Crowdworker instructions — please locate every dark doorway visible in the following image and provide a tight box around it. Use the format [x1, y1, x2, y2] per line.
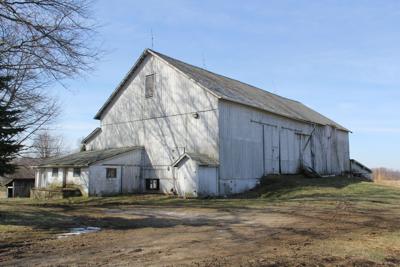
[7, 187, 13, 198]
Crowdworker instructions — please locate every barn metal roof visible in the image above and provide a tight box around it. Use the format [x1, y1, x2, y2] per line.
[95, 49, 348, 131]
[38, 147, 143, 167]
[172, 152, 219, 167]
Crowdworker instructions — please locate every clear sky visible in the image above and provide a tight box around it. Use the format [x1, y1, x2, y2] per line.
[54, 0, 400, 169]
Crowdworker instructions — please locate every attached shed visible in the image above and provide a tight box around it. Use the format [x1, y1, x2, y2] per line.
[36, 147, 144, 196]
[350, 159, 372, 180]
[172, 153, 219, 197]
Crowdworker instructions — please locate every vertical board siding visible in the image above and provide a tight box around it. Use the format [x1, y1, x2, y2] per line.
[219, 100, 350, 194]
[90, 150, 143, 196]
[82, 53, 350, 197]
[263, 125, 280, 174]
[85, 55, 219, 191]
[175, 158, 198, 197]
[198, 167, 218, 196]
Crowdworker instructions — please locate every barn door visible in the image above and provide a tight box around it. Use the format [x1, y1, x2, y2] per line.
[198, 167, 218, 196]
[299, 134, 312, 169]
[263, 125, 279, 174]
[279, 128, 301, 174]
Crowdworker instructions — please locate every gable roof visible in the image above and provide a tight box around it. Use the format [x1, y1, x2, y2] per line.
[82, 127, 102, 144]
[95, 49, 348, 131]
[38, 147, 143, 167]
[172, 152, 219, 167]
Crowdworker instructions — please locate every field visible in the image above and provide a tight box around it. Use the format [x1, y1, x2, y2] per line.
[1, 175, 400, 266]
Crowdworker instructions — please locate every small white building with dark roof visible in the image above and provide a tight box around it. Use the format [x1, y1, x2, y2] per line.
[36, 49, 356, 197]
[36, 147, 143, 196]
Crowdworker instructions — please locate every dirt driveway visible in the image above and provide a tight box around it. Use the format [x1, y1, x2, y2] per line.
[4, 175, 400, 267]
[1, 192, 400, 266]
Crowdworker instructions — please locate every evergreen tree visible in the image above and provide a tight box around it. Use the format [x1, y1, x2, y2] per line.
[0, 77, 25, 176]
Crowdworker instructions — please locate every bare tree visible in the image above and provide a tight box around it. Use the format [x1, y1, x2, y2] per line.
[0, 0, 99, 149]
[30, 130, 66, 159]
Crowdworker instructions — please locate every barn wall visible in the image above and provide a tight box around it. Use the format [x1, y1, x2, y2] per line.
[89, 150, 143, 196]
[198, 166, 218, 196]
[35, 167, 60, 188]
[219, 100, 350, 194]
[175, 157, 198, 197]
[85, 55, 219, 190]
[65, 168, 89, 194]
[36, 167, 89, 195]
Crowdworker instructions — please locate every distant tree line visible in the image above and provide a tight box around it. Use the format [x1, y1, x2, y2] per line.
[373, 168, 400, 181]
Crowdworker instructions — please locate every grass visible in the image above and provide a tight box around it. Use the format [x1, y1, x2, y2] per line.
[246, 175, 400, 202]
[6, 175, 400, 208]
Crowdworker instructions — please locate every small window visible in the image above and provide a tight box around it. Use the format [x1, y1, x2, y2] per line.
[73, 168, 81, 177]
[145, 179, 159, 191]
[106, 168, 117, 178]
[52, 168, 58, 177]
[145, 74, 155, 98]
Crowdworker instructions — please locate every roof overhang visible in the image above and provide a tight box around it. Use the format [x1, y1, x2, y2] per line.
[93, 49, 222, 121]
[172, 152, 219, 167]
[350, 159, 372, 173]
[38, 147, 144, 168]
[94, 50, 151, 120]
[82, 127, 102, 144]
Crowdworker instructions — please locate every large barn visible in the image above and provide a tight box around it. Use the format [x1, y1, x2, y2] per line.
[36, 49, 351, 197]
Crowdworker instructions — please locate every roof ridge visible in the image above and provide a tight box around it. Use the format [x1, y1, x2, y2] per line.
[149, 49, 301, 104]
[95, 48, 348, 131]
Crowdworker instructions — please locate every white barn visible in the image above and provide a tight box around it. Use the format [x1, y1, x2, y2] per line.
[36, 49, 351, 197]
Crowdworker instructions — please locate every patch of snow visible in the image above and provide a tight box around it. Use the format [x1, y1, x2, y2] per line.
[57, 227, 101, 239]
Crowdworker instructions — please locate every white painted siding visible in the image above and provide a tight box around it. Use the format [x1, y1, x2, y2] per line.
[66, 168, 89, 195]
[89, 165, 122, 196]
[198, 167, 218, 196]
[219, 100, 350, 194]
[36, 167, 89, 195]
[85, 54, 219, 191]
[89, 150, 143, 196]
[175, 157, 198, 197]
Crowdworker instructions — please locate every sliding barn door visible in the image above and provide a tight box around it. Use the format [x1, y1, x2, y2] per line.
[299, 134, 312, 169]
[279, 128, 301, 174]
[263, 125, 280, 174]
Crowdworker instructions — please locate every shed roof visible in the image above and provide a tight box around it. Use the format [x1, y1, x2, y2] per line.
[94, 49, 348, 131]
[39, 147, 143, 167]
[172, 152, 219, 167]
[350, 159, 372, 173]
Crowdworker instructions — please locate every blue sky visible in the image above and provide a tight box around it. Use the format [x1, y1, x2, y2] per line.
[54, 0, 400, 169]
